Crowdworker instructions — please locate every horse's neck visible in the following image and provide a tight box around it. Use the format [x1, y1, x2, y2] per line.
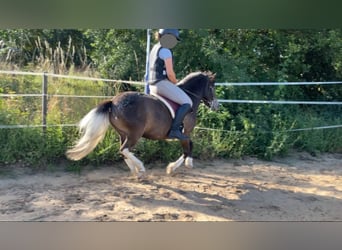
[182, 88, 201, 112]
[180, 84, 202, 107]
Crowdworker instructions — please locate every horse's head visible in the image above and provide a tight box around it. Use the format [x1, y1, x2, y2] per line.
[179, 71, 219, 111]
[202, 71, 219, 111]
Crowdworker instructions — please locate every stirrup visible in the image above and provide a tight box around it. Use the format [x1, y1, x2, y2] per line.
[168, 129, 189, 140]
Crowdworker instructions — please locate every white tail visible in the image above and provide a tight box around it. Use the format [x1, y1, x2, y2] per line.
[66, 107, 110, 160]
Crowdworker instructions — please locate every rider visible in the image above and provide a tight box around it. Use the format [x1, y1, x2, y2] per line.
[148, 29, 193, 140]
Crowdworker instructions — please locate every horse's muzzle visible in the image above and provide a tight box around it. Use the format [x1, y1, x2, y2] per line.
[210, 99, 220, 111]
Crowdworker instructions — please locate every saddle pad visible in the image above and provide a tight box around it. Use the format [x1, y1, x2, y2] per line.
[150, 93, 176, 118]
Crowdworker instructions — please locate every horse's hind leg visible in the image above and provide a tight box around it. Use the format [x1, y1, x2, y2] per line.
[121, 148, 145, 178]
[120, 136, 146, 178]
[123, 155, 137, 174]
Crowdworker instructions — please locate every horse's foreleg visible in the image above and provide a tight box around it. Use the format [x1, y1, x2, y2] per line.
[121, 148, 146, 178]
[184, 140, 193, 169]
[166, 139, 193, 175]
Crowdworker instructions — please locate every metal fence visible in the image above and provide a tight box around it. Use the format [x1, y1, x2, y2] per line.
[1, 70, 342, 133]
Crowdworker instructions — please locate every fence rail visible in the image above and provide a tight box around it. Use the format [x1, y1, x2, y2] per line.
[1, 70, 341, 132]
[2, 70, 342, 86]
[3, 94, 342, 105]
[0, 70, 145, 85]
[1, 123, 342, 134]
[218, 99, 342, 105]
[216, 81, 342, 86]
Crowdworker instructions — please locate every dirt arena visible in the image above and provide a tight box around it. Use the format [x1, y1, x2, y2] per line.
[0, 152, 341, 221]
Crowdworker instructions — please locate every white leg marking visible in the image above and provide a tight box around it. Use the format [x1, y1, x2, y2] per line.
[185, 157, 193, 169]
[122, 148, 146, 177]
[166, 155, 184, 175]
[124, 158, 136, 173]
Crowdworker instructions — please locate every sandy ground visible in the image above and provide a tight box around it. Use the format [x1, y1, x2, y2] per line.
[0, 152, 341, 221]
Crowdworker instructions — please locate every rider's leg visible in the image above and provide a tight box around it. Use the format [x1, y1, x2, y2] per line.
[150, 80, 193, 140]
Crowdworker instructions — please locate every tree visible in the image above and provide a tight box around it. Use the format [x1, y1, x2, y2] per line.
[84, 29, 146, 81]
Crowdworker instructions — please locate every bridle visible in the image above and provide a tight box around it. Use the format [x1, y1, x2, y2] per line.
[182, 84, 216, 108]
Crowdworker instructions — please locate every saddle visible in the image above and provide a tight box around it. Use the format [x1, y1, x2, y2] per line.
[150, 93, 180, 118]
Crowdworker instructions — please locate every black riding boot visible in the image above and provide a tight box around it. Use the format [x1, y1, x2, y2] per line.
[168, 103, 192, 140]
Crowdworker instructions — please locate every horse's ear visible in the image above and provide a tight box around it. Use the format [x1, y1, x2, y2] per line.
[209, 72, 216, 83]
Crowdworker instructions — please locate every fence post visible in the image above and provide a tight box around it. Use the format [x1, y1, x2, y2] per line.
[42, 72, 48, 134]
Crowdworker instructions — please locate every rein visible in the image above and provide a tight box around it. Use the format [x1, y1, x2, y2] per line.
[182, 86, 212, 106]
[182, 88, 202, 100]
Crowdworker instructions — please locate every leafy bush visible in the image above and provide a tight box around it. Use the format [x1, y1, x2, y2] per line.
[0, 29, 341, 169]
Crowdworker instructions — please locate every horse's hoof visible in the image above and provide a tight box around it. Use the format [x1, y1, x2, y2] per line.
[184, 157, 193, 169]
[136, 171, 147, 180]
[167, 167, 180, 177]
[166, 167, 172, 175]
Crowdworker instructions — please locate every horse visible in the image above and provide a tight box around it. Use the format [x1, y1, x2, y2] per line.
[66, 71, 219, 178]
